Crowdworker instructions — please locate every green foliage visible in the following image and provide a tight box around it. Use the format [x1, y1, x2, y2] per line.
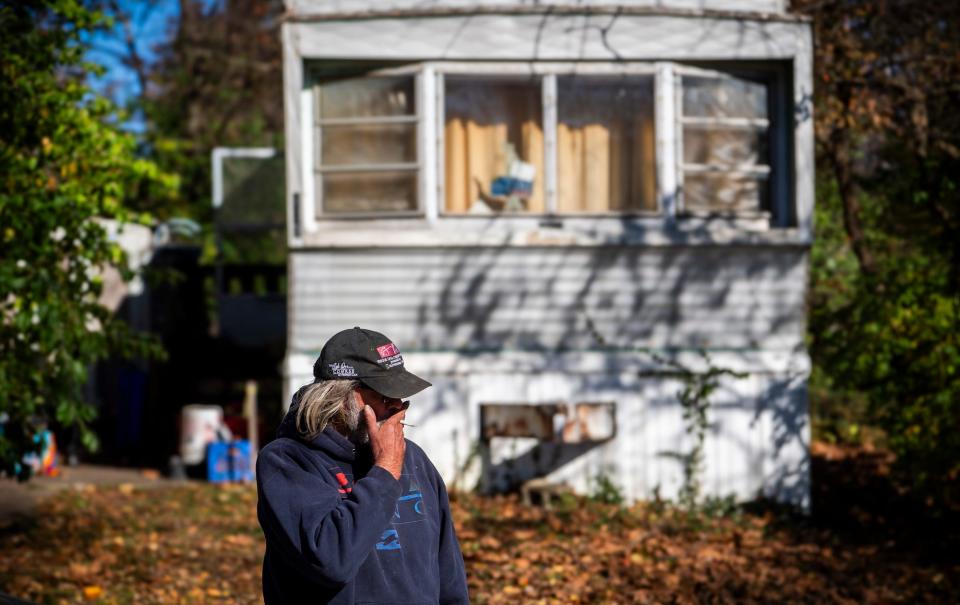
[810, 186, 960, 502]
[588, 468, 625, 506]
[0, 0, 173, 478]
[807, 178, 875, 446]
[796, 0, 960, 509]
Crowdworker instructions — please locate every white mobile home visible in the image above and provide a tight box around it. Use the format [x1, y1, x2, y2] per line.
[281, 0, 814, 508]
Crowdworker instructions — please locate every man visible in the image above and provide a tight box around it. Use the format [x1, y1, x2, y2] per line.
[256, 327, 469, 605]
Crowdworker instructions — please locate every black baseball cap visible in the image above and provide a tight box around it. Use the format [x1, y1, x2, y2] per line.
[313, 327, 432, 399]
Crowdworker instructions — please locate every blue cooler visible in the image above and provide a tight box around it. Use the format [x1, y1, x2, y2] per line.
[206, 440, 254, 483]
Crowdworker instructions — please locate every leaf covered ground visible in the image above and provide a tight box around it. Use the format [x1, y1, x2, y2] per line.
[0, 444, 957, 604]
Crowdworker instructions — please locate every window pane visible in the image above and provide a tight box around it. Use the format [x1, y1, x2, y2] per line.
[320, 123, 417, 165]
[557, 76, 656, 213]
[444, 79, 543, 214]
[318, 76, 414, 119]
[322, 171, 417, 214]
[682, 173, 768, 213]
[682, 126, 768, 166]
[682, 76, 767, 119]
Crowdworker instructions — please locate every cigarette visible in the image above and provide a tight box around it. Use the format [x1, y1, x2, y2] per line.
[400, 421, 416, 427]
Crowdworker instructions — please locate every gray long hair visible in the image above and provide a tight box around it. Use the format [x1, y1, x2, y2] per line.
[294, 379, 361, 440]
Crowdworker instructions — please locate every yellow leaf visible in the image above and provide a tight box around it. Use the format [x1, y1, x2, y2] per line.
[82, 585, 102, 600]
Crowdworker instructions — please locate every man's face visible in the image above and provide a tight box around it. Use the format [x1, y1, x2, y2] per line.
[354, 385, 406, 422]
[343, 385, 407, 445]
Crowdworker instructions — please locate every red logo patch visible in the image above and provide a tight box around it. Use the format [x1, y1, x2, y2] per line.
[376, 343, 399, 358]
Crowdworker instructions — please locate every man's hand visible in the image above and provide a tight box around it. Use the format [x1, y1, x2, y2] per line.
[365, 405, 406, 480]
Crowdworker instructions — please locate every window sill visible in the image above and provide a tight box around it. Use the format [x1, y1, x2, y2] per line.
[296, 215, 810, 249]
[677, 209, 772, 221]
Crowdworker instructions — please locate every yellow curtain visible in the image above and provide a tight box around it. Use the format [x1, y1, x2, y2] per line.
[444, 80, 656, 214]
[557, 112, 656, 213]
[444, 83, 544, 214]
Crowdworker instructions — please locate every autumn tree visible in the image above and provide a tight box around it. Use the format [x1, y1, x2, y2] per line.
[795, 0, 960, 506]
[0, 0, 176, 477]
[141, 0, 284, 222]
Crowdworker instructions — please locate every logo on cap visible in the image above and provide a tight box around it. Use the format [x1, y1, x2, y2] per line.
[376, 343, 403, 369]
[329, 362, 358, 377]
[377, 343, 399, 358]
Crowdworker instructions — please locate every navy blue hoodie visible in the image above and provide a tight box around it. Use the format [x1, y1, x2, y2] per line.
[256, 408, 468, 605]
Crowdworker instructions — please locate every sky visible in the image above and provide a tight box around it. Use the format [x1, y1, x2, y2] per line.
[82, 0, 183, 133]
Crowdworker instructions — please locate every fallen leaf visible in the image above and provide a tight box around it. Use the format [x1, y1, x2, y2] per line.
[82, 585, 102, 600]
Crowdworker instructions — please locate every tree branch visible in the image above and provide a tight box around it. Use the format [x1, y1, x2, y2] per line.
[827, 121, 876, 277]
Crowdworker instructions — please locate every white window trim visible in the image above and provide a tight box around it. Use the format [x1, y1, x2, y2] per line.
[542, 73, 558, 214]
[300, 77, 317, 233]
[211, 146, 279, 210]
[433, 70, 445, 225]
[655, 62, 677, 221]
[301, 60, 789, 229]
[420, 64, 439, 224]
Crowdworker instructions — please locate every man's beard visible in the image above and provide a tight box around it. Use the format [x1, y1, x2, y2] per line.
[343, 402, 369, 446]
[342, 403, 390, 447]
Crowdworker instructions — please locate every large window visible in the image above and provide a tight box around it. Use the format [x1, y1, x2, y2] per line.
[308, 63, 785, 222]
[442, 75, 656, 215]
[314, 75, 418, 215]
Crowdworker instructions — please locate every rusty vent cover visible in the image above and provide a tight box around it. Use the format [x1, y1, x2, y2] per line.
[480, 402, 616, 443]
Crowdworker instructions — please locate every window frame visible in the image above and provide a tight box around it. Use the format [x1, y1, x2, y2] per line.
[674, 64, 776, 220]
[311, 64, 426, 219]
[435, 62, 662, 218]
[305, 60, 792, 225]
[438, 71, 550, 216]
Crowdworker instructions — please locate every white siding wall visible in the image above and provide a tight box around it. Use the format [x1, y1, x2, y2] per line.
[289, 246, 807, 353]
[289, 14, 808, 62]
[286, 1, 789, 17]
[285, 245, 810, 508]
[284, 350, 809, 508]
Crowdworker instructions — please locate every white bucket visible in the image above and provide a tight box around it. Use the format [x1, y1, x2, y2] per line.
[180, 405, 226, 465]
